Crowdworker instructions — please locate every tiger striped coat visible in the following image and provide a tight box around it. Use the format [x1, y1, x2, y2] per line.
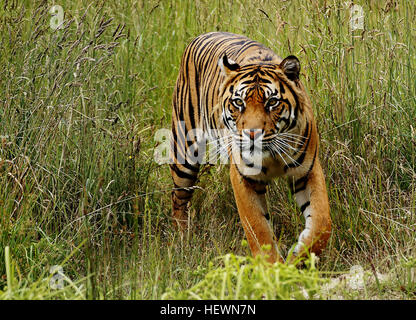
[170, 32, 331, 263]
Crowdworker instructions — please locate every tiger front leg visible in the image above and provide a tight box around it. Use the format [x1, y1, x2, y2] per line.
[289, 160, 331, 261]
[170, 163, 200, 231]
[230, 164, 283, 263]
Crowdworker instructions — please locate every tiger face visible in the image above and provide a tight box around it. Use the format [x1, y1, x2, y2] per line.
[218, 55, 303, 172]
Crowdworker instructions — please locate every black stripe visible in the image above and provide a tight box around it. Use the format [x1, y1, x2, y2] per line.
[243, 175, 265, 185]
[172, 200, 189, 209]
[287, 118, 297, 131]
[254, 188, 267, 195]
[294, 179, 307, 193]
[235, 165, 267, 185]
[284, 122, 311, 171]
[172, 181, 195, 195]
[306, 145, 318, 176]
[182, 160, 200, 173]
[235, 41, 258, 57]
[291, 145, 318, 193]
[170, 163, 196, 180]
[174, 192, 193, 201]
[292, 121, 309, 156]
[278, 75, 300, 112]
[279, 82, 285, 94]
[300, 201, 310, 213]
[187, 87, 196, 129]
[288, 176, 306, 194]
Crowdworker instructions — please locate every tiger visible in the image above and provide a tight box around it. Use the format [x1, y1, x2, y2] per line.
[169, 32, 331, 263]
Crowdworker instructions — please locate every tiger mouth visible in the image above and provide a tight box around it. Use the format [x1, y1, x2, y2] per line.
[235, 138, 271, 167]
[234, 132, 301, 166]
[234, 133, 271, 153]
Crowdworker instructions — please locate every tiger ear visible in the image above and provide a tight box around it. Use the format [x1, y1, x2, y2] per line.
[280, 55, 300, 81]
[218, 54, 240, 76]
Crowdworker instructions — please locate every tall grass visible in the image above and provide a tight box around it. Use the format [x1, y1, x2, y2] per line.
[0, 0, 415, 299]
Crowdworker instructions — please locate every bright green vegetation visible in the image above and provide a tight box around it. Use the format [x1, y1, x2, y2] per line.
[162, 252, 324, 300]
[0, 0, 415, 299]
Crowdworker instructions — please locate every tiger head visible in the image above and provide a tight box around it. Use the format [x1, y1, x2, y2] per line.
[218, 54, 305, 167]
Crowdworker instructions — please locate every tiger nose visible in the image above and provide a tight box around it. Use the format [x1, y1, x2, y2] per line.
[244, 129, 263, 140]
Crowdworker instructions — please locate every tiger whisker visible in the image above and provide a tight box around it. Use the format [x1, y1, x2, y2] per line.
[268, 141, 289, 167]
[274, 139, 309, 170]
[274, 133, 305, 143]
[279, 131, 306, 138]
[206, 134, 233, 147]
[277, 134, 305, 143]
[273, 138, 299, 152]
[265, 133, 304, 145]
[270, 140, 300, 167]
[207, 137, 234, 160]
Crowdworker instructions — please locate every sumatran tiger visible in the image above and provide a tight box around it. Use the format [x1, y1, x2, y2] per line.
[169, 32, 331, 263]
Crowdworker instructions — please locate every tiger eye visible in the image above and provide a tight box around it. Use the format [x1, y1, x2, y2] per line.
[233, 98, 244, 107]
[267, 97, 279, 107]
